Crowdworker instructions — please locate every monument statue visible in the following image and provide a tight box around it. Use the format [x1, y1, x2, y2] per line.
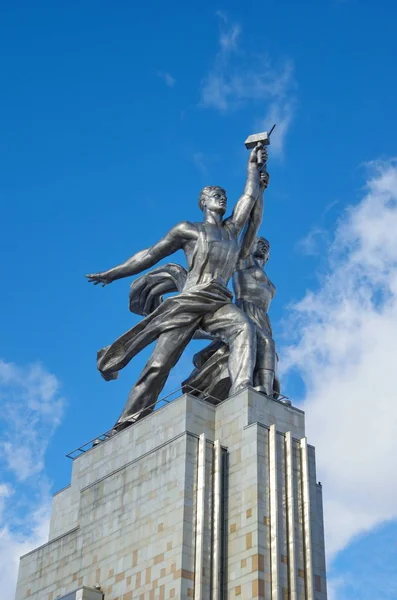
[16, 127, 329, 600]
[86, 140, 269, 432]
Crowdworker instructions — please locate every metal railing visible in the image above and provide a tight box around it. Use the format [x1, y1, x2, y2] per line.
[66, 385, 290, 460]
[66, 385, 220, 459]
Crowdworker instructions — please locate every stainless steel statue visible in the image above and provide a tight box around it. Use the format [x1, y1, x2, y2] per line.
[87, 141, 268, 432]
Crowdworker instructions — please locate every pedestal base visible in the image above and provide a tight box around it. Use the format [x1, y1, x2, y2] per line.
[16, 388, 327, 599]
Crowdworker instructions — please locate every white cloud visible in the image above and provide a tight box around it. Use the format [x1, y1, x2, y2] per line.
[0, 483, 13, 520]
[0, 359, 64, 600]
[0, 491, 52, 600]
[0, 486, 51, 600]
[261, 99, 295, 158]
[281, 159, 397, 559]
[200, 21, 295, 155]
[327, 577, 347, 600]
[0, 360, 64, 481]
[157, 71, 176, 88]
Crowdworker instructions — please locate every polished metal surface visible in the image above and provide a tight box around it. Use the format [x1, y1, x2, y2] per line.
[285, 432, 298, 600]
[269, 424, 281, 600]
[233, 165, 279, 397]
[233, 234, 279, 397]
[86, 143, 267, 431]
[195, 433, 207, 600]
[212, 439, 223, 600]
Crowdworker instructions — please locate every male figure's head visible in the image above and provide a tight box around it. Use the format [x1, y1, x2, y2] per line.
[198, 186, 227, 216]
[253, 236, 270, 264]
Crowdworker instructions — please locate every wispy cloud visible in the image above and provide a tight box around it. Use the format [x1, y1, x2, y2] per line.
[193, 152, 207, 175]
[219, 23, 240, 52]
[260, 98, 295, 158]
[157, 71, 176, 88]
[0, 489, 52, 600]
[0, 359, 65, 599]
[215, 9, 228, 24]
[327, 577, 346, 600]
[200, 19, 296, 156]
[297, 226, 330, 255]
[281, 159, 397, 561]
[0, 360, 64, 481]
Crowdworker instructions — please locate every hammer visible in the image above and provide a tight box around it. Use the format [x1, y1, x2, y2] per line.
[245, 124, 276, 168]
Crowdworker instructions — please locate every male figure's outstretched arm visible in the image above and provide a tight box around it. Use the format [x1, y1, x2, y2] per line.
[228, 143, 265, 234]
[86, 221, 197, 286]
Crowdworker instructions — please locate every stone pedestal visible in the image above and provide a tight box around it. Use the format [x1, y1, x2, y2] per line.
[16, 388, 327, 599]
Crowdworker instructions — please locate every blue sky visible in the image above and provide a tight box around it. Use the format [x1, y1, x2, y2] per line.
[1, 1, 397, 598]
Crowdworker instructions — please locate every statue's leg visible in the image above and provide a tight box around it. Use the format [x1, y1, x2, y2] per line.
[254, 333, 276, 396]
[201, 303, 256, 396]
[115, 323, 197, 428]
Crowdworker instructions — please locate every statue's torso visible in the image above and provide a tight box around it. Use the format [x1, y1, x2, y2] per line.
[184, 221, 240, 290]
[233, 261, 275, 313]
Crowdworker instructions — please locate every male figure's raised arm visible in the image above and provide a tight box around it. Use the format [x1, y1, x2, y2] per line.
[86, 221, 196, 286]
[228, 143, 265, 234]
[239, 170, 269, 261]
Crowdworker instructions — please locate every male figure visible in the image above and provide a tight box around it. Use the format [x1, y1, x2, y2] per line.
[86, 143, 265, 430]
[182, 170, 280, 400]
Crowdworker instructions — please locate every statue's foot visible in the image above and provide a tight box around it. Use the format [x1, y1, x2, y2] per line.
[111, 410, 151, 435]
[92, 426, 125, 447]
[254, 386, 292, 406]
[111, 419, 135, 435]
[91, 417, 138, 448]
[255, 370, 275, 398]
[254, 385, 273, 397]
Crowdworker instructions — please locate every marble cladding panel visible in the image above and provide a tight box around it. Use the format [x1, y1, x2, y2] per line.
[226, 424, 260, 598]
[214, 388, 305, 442]
[70, 396, 190, 491]
[49, 485, 79, 541]
[17, 434, 194, 600]
[246, 389, 306, 439]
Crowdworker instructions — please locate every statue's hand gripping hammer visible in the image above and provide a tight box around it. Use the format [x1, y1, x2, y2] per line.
[244, 124, 276, 170]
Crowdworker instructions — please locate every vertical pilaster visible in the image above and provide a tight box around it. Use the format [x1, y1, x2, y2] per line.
[212, 439, 222, 600]
[195, 433, 207, 600]
[301, 437, 315, 600]
[269, 424, 281, 600]
[285, 431, 298, 600]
